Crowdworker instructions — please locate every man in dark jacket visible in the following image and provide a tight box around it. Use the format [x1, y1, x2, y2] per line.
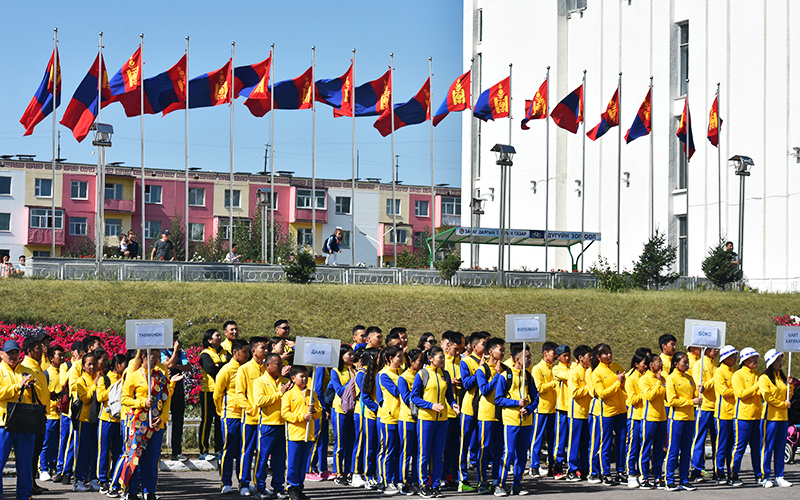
[323, 227, 343, 266]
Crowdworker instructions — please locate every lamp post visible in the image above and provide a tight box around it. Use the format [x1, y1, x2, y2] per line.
[491, 144, 515, 286]
[91, 123, 113, 276]
[256, 188, 271, 263]
[729, 155, 753, 275]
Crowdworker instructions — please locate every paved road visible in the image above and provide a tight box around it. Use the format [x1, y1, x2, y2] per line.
[7, 463, 800, 500]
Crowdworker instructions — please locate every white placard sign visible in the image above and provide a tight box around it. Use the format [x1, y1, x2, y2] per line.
[293, 337, 342, 368]
[776, 326, 800, 353]
[506, 314, 547, 343]
[683, 319, 726, 349]
[125, 319, 173, 350]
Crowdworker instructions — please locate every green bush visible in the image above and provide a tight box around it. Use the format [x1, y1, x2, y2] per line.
[589, 256, 633, 292]
[632, 229, 679, 290]
[434, 251, 462, 283]
[283, 249, 316, 284]
[702, 239, 743, 289]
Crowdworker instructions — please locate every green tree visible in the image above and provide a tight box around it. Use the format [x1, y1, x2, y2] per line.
[701, 238, 743, 289]
[283, 249, 316, 284]
[168, 210, 188, 261]
[434, 250, 462, 284]
[589, 255, 633, 292]
[631, 229, 679, 290]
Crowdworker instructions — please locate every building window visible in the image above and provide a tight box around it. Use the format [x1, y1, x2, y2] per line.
[296, 189, 326, 209]
[105, 183, 124, 200]
[35, 178, 52, 198]
[0, 177, 12, 196]
[188, 187, 205, 207]
[414, 231, 427, 248]
[105, 218, 122, 237]
[335, 196, 351, 215]
[0, 213, 9, 232]
[441, 197, 461, 216]
[566, 0, 588, 16]
[478, 8, 483, 43]
[679, 23, 689, 96]
[69, 217, 87, 236]
[224, 189, 241, 208]
[189, 223, 204, 242]
[144, 221, 161, 240]
[386, 199, 401, 216]
[340, 230, 351, 249]
[257, 190, 278, 208]
[220, 218, 252, 240]
[32, 251, 50, 257]
[145, 185, 162, 204]
[677, 118, 687, 190]
[414, 200, 429, 217]
[29, 208, 63, 229]
[70, 180, 88, 200]
[297, 228, 314, 249]
[678, 216, 688, 276]
[389, 228, 408, 245]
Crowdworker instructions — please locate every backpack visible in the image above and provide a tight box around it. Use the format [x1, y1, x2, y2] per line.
[340, 377, 357, 414]
[410, 368, 452, 420]
[324, 384, 337, 409]
[321, 236, 332, 254]
[106, 376, 124, 419]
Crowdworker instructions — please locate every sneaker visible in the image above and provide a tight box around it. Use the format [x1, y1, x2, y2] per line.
[306, 473, 323, 482]
[367, 478, 381, 490]
[553, 472, 566, 480]
[39, 470, 52, 482]
[90, 480, 103, 491]
[493, 487, 509, 497]
[297, 491, 310, 500]
[689, 470, 703, 482]
[716, 475, 729, 485]
[458, 481, 476, 493]
[419, 487, 434, 498]
[287, 488, 299, 500]
[320, 471, 332, 480]
[124, 494, 142, 500]
[61, 474, 72, 485]
[433, 488, 444, 498]
[273, 491, 290, 500]
[52, 473, 63, 483]
[566, 472, 581, 482]
[730, 477, 743, 487]
[100, 483, 110, 494]
[664, 483, 681, 492]
[654, 479, 666, 489]
[528, 468, 541, 479]
[171, 454, 188, 461]
[540, 466, 549, 476]
[400, 484, 414, 495]
[74, 482, 89, 492]
[587, 475, 601, 484]
[107, 488, 121, 498]
[350, 475, 366, 488]
[512, 487, 529, 496]
[333, 476, 349, 486]
[763, 479, 774, 488]
[601, 476, 619, 486]
[639, 480, 654, 489]
[222, 485, 235, 494]
[775, 477, 793, 487]
[384, 484, 400, 495]
[240, 486, 253, 497]
[627, 476, 639, 489]
[478, 484, 492, 494]
[681, 482, 697, 491]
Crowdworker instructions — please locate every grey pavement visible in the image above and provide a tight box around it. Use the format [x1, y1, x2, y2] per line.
[5, 462, 799, 500]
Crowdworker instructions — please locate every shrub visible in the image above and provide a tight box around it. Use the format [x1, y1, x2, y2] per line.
[631, 229, 679, 290]
[701, 239, 743, 289]
[434, 251, 462, 284]
[589, 256, 633, 292]
[284, 249, 316, 284]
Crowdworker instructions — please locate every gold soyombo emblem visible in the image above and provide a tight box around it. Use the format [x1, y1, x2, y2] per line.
[493, 84, 509, 114]
[214, 72, 229, 102]
[452, 79, 466, 106]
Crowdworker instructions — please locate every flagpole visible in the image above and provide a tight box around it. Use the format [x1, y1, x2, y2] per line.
[649, 76, 654, 237]
[616, 71, 622, 273]
[685, 78, 689, 275]
[469, 57, 475, 268]
[390, 53, 396, 266]
[545, 66, 550, 273]
[429, 57, 435, 269]
[311, 46, 317, 262]
[140, 34, 146, 259]
[580, 69, 586, 272]
[717, 82, 722, 240]
[52, 28, 58, 258]
[97, 33, 105, 267]
[269, 44, 275, 264]
[351, 48, 357, 266]
[229, 42, 235, 259]
[184, 36, 190, 262]
[507, 63, 512, 272]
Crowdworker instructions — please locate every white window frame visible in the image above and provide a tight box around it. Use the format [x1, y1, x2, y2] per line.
[296, 227, 314, 248]
[70, 180, 88, 200]
[34, 178, 52, 198]
[386, 199, 401, 216]
[105, 182, 124, 200]
[340, 230, 351, 249]
[414, 200, 430, 217]
[69, 217, 87, 236]
[335, 196, 351, 215]
[188, 187, 205, 207]
[144, 221, 161, 240]
[145, 185, 162, 204]
[389, 228, 408, 244]
[0, 176, 12, 196]
[224, 189, 241, 208]
[189, 223, 204, 242]
[219, 218, 252, 240]
[0, 213, 10, 232]
[105, 218, 122, 237]
[296, 189, 326, 209]
[29, 208, 63, 229]
[441, 197, 461, 216]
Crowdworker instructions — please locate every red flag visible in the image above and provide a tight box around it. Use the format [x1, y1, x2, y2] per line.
[707, 94, 722, 147]
[432, 70, 471, 126]
[163, 59, 230, 115]
[373, 78, 430, 137]
[550, 85, 583, 134]
[20, 49, 61, 136]
[521, 78, 548, 130]
[473, 76, 510, 121]
[586, 87, 619, 141]
[624, 88, 652, 143]
[332, 63, 354, 117]
[676, 99, 695, 160]
[243, 59, 273, 117]
[60, 54, 112, 142]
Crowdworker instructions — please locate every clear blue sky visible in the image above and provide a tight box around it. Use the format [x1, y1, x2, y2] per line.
[0, 0, 464, 187]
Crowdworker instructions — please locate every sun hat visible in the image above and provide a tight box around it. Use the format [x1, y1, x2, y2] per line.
[719, 345, 738, 362]
[764, 348, 783, 368]
[738, 347, 759, 365]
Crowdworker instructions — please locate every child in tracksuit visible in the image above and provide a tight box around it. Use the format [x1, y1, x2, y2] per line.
[329, 345, 355, 484]
[530, 341, 558, 478]
[457, 331, 489, 492]
[253, 353, 290, 497]
[494, 343, 539, 497]
[624, 348, 649, 488]
[73, 352, 100, 492]
[96, 354, 126, 492]
[713, 345, 738, 484]
[758, 348, 794, 488]
[398, 349, 424, 495]
[213, 339, 249, 494]
[410, 346, 459, 498]
[376, 345, 404, 493]
[475, 338, 507, 493]
[566, 345, 592, 481]
[552, 345, 572, 478]
[664, 352, 701, 491]
[352, 349, 380, 488]
[235, 337, 269, 495]
[690, 346, 718, 481]
[442, 331, 466, 488]
[40, 345, 65, 480]
[281, 365, 322, 500]
[590, 343, 627, 486]
[638, 353, 667, 489]
[730, 347, 763, 486]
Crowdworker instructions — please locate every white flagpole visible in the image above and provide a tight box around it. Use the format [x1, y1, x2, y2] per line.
[685, 78, 690, 274]
[351, 49, 357, 266]
[545, 67, 550, 273]
[429, 57, 435, 269]
[270, 44, 275, 265]
[507, 64, 512, 271]
[51, 28, 58, 257]
[616, 72, 622, 273]
[469, 57, 476, 268]
[649, 76, 654, 237]
[97, 33, 105, 267]
[184, 36, 190, 262]
[717, 82, 722, 240]
[580, 69, 587, 272]
[390, 54, 396, 265]
[311, 47, 317, 260]
[229, 43, 235, 258]
[140, 34, 146, 259]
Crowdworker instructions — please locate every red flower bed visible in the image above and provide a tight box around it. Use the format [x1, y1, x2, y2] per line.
[773, 315, 800, 326]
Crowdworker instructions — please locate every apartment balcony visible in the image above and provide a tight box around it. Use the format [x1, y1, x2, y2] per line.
[27, 227, 65, 246]
[292, 208, 328, 224]
[104, 198, 135, 212]
[441, 215, 461, 227]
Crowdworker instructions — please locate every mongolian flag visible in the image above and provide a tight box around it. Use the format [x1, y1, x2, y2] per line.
[316, 64, 354, 113]
[550, 85, 583, 134]
[270, 66, 315, 110]
[330, 63, 354, 117]
[20, 49, 61, 136]
[473, 76, 510, 121]
[162, 59, 231, 115]
[243, 66, 273, 117]
[373, 78, 431, 137]
[337, 69, 392, 117]
[234, 57, 271, 99]
[676, 98, 695, 160]
[60, 54, 112, 142]
[624, 88, 651, 143]
[432, 70, 470, 126]
[115, 55, 187, 117]
[109, 47, 141, 99]
[707, 93, 722, 147]
[521, 78, 547, 130]
[586, 87, 619, 141]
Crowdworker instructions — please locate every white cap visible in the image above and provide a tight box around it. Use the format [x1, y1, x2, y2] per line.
[764, 348, 783, 368]
[719, 345, 738, 362]
[739, 347, 759, 365]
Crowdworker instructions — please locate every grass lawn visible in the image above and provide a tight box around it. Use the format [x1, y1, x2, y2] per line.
[1, 280, 797, 376]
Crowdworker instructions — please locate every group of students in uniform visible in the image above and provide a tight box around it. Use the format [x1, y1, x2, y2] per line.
[0, 332, 181, 500]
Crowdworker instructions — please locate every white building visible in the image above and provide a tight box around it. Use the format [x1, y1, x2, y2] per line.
[462, 0, 800, 291]
[0, 169, 28, 260]
[324, 186, 380, 266]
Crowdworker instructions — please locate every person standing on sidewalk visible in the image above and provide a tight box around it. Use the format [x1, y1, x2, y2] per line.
[163, 332, 192, 461]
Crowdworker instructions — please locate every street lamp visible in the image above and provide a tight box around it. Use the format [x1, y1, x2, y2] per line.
[256, 188, 272, 263]
[491, 144, 515, 286]
[729, 155, 753, 275]
[91, 123, 113, 275]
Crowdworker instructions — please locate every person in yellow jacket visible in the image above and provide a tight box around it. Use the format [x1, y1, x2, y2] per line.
[552, 344, 572, 479]
[72, 351, 101, 492]
[398, 349, 425, 495]
[529, 341, 558, 478]
[664, 352, 702, 491]
[376, 345, 404, 493]
[457, 331, 489, 492]
[591, 343, 627, 485]
[0, 339, 47, 500]
[54, 340, 87, 484]
[730, 347, 763, 486]
[758, 349, 794, 488]
[638, 353, 667, 489]
[441, 331, 465, 489]
[20, 336, 50, 495]
[235, 336, 268, 495]
[566, 345, 592, 481]
[40, 345, 65, 481]
[624, 348, 650, 488]
[281, 365, 322, 500]
[120, 349, 181, 500]
[253, 352, 291, 497]
[214, 339, 250, 494]
[197, 328, 230, 461]
[474, 338, 505, 493]
[713, 345, 738, 484]
[96, 354, 126, 493]
[690, 347, 718, 480]
[329, 344, 355, 485]
[659, 334, 677, 380]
